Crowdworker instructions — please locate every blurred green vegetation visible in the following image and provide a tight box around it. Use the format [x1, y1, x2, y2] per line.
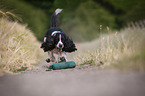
[0, 0, 145, 42]
[0, 0, 49, 41]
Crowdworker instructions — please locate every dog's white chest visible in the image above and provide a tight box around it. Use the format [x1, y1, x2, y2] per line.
[52, 48, 61, 54]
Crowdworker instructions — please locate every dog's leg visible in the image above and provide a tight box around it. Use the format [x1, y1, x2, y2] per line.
[60, 52, 67, 62]
[46, 51, 51, 63]
[64, 52, 68, 62]
[57, 52, 62, 63]
[46, 51, 55, 63]
[50, 52, 55, 62]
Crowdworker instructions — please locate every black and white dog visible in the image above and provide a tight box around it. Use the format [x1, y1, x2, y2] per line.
[41, 9, 77, 63]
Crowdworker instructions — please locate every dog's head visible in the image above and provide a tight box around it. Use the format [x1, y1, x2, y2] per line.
[52, 33, 65, 51]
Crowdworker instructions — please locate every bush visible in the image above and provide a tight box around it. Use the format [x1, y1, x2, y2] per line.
[0, 0, 49, 41]
[0, 18, 43, 75]
[74, 21, 145, 71]
[59, 0, 116, 41]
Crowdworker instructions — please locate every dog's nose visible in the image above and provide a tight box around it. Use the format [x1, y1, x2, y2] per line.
[59, 44, 62, 48]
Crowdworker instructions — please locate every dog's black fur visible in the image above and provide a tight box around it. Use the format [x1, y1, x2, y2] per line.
[41, 27, 77, 52]
[41, 9, 77, 57]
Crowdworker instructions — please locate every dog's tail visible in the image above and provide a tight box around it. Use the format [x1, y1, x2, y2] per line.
[51, 8, 63, 27]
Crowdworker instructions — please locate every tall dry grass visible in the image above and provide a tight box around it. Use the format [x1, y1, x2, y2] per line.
[0, 17, 43, 75]
[74, 21, 145, 71]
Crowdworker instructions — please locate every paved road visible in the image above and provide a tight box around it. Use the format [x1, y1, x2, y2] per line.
[0, 41, 145, 96]
[0, 63, 145, 96]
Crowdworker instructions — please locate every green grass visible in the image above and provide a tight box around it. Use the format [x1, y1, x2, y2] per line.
[74, 21, 145, 71]
[0, 17, 43, 75]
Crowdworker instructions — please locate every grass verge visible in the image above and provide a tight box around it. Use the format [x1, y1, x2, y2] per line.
[0, 18, 43, 75]
[74, 21, 145, 71]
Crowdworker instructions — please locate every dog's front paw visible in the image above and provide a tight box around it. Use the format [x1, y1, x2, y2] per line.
[46, 58, 50, 63]
[46, 57, 56, 63]
[60, 57, 66, 62]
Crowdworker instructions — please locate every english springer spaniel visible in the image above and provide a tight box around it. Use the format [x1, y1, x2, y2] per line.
[41, 9, 77, 63]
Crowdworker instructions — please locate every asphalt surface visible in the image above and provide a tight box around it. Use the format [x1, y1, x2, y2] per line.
[0, 63, 145, 96]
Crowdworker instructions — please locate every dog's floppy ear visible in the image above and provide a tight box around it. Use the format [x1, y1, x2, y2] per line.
[63, 36, 77, 52]
[41, 36, 55, 52]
